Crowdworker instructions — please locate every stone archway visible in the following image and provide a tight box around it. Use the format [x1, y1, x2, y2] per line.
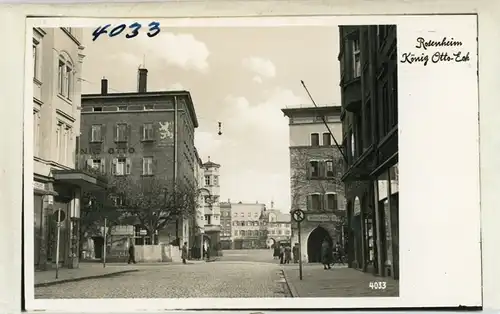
[307, 226, 333, 263]
[267, 238, 276, 249]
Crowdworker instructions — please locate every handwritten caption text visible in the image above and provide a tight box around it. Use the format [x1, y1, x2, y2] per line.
[400, 37, 470, 66]
[92, 21, 161, 42]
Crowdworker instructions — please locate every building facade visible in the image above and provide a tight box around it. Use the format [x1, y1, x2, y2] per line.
[192, 148, 205, 259]
[338, 25, 399, 279]
[79, 69, 199, 259]
[219, 201, 232, 249]
[199, 159, 222, 256]
[261, 204, 292, 248]
[33, 27, 107, 270]
[282, 106, 347, 263]
[230, 202, 267, 249]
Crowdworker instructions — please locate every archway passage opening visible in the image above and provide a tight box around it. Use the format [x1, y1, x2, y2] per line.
[307, 226, 332, 263]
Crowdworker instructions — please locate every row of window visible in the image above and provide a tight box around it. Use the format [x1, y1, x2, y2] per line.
[310, 132, 333, 146]
[269, 229, 291, 236]
[308, 193, 340, 211]
[88, 157, 155, 176]
[234, 230, 267, 237]
[233, 212, 261, 218]
[90, 123, 156, 143]
[309, 160, 336, 178]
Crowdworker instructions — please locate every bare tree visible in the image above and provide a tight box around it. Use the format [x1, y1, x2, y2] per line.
[108, 176, 199, 241]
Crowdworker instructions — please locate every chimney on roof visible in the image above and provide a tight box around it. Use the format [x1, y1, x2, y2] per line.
[101, 77, 108, 95]
[137, 67, 148, 93]
[271, 201, 274, 209]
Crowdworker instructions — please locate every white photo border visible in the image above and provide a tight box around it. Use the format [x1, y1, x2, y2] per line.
[19, 14, 481, 312]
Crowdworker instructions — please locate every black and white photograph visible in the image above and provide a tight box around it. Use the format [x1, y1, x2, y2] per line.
[30, 23, 399, 300]
[22, 14, 481, 311]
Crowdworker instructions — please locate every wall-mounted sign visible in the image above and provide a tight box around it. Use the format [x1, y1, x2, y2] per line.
[80, 147, 135, 155]
[33, 181, 46, 191]
[306, 214, 337, 222]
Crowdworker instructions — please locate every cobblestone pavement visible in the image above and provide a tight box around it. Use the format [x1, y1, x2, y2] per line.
[35, 263, 140, 286]
[282, 264, 399, 297]
[219, 249, 279, 263]
[35, 261, 290, 299]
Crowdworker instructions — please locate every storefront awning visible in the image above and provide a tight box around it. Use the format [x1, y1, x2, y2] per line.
[52, 170, 108, 191]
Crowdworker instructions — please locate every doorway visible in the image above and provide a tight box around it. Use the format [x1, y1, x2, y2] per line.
[307, 226, 332, 263]
[93, 236, 104, 259]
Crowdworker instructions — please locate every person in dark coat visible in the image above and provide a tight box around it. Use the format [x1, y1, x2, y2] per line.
[181, 242, 188, 264]
[279, 244, 285, 264]
[321, 239, 332, 270]
[292, 243, 299, 263]
[128, 241, 136, 264]
[284, 245, 292, 264]
[273, 245, 280, 259]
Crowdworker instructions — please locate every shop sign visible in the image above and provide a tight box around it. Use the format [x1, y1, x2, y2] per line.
[80, 147, 135, 155]
[306, 214, 337, 222]
[33, 181, 46, 191]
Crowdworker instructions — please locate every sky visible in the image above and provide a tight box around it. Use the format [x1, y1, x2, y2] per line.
[80, 26, 341, 213]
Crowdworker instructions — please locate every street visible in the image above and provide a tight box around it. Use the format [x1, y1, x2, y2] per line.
[35, 249, 398, 299]
[35, 250, 290, 299]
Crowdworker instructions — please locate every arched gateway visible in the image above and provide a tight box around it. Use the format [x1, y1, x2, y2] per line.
[307, 226, 333, 263]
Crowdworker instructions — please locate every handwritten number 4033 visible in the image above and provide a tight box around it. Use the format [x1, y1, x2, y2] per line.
[92, 21, 160, 42]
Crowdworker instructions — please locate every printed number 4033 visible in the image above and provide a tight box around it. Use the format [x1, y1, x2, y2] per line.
[369, 281, 387, 290]
[92, 21, 160, 42]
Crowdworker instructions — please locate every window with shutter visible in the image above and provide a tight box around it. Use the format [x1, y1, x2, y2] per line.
[325, 160, 334, 177]
[309, 161, 319, 178]
[115, 124, 127, 142]
[90, 125, 102, 142]
[310, 194, 321, 210]
[116, 158, 126, 175]
[326, 193, 338, 211]
[143, 123, 154, 141]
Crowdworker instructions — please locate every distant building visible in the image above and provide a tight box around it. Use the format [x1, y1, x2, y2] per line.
[192, 148, 204, 259]
[219, 201, 232, 249]
[281, 105, 347, 263]
[261, 202, 292, 248]
[200, 158, 222, 256]
[79, 68, 199, 259]
[32, 27, 107, 271]
[230, 202, 267, 249]
[338, 25, 399, 279]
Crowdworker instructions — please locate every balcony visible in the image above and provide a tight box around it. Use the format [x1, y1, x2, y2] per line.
[52, 163, 108, 192]
[341, 78, 362, 112]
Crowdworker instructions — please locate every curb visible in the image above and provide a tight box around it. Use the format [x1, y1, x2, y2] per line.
[34, 269, 139, 288]
[280, 268, 299, 298]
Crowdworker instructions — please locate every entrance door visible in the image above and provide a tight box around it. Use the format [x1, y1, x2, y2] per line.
[93, 237, 104, 259]
[307, 226, 332, 263]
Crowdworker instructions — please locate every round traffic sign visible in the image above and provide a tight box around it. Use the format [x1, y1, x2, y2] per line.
[291, 209, 306, 223]
[52, 210, 66, 223]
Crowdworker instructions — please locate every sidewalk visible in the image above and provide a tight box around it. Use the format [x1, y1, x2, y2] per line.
[282, 264, 399, 298]
[35, 263, 139, 287]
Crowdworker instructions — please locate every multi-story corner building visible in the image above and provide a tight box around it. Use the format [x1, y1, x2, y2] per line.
[200, 158, 222, 256]
[281, 105, 347, 263]
[219, 201, 232, 249]
[79, 68, 199, 259]
[261, 203, 292, 248]
[33, 27, 107, 270]
[230, 202, 267, 249]
[338, 25, 399, 279]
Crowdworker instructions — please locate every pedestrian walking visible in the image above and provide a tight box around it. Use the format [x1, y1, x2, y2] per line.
[181, 242, 188, 264]
[292, 243, 299, 263]
[284, 245, 292, 264]
[321, 239, 332, 270]
[279, 244, 285, 264]
[273, 245, 280, 260]
[128, 241, 136, 264]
